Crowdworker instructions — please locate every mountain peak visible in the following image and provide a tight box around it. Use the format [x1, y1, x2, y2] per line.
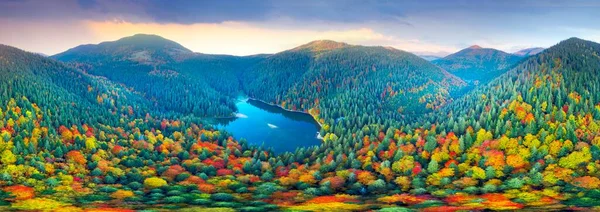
[564, 37, 585, 42]
[111, 34, 192, 53]
[434, 43, 522, 84]
[293, 40, 350, 52]
[545, 37, 600, 56]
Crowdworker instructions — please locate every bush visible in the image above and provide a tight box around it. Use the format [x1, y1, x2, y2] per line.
[378, 207, 414, 212]
[163, 195, 186, 204]
[212, 201, 241, 208]
[76, 194, 111, 204]
[144, 177, 167, 189]
[254, 182, 280, 196]
[128, 182, 143, 190]
[482, 184, 497, 193]
[239, 206, 263, 212]
[236, 187, 249, 193]
[211, 193, 234, 202]
[190, 198, 212, 205]
[304, 187, 320, 196]
[463, 186, 479, 194]
[148, 192, 165, 200]
[175, 173, 191, 182]
[149, 188, 164, 194]
[167, 190, 183, 196]
[98, 186, 118, 193]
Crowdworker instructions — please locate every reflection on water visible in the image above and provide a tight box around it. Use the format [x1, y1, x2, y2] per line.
[214, 99, 322, 153]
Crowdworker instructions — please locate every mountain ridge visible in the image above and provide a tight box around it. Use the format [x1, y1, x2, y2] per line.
[433, 45, 523, 85]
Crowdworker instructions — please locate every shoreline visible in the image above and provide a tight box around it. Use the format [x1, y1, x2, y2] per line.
[245, 97, 323, 128]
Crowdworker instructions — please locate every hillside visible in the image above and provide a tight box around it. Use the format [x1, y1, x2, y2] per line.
[52, 34, 265, 117]
[0, 44, 155, 127]
[433, 45, 523, 85]
[428, 38, 600, 133]
[407, 38, 600, 203]
[242, 41, 466, 130]
[53, 36, 466, 126]
[3, 37, 600, 210]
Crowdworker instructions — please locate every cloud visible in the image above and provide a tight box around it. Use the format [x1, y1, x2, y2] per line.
[1, 0, 598, 56]
[83, 20, 456, 56]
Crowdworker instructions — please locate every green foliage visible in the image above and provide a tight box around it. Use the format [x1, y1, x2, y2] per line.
[2, 36, 600, 211]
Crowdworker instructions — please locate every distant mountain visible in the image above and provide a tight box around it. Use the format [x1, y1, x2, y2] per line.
[53, 34, 194, 64]
[52, 34, 265, 117]
[418, 55, 442, 61]
[433, 45, 522, 85]
[242, 40, 466, 123]
[513, 47, 545, 57]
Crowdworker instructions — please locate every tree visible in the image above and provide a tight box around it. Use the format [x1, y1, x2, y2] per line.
[1, 150, 16, 164]
[144, 177, 167, 189]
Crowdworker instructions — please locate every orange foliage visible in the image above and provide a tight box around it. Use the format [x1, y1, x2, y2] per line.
[378, 194, 429, 205]
[306, 195, 359, 204]
[161, 165, 186, 179]
[3, 185, 35, 200]
[506, 154, 526, 169]
[572, 176, 600, 189]
[356, 171, 376, 184]
[66, 150, 87, 165]
[197, 183, 215, 194]
[483, 150, 505, 168]
[320, 176, 345, 190]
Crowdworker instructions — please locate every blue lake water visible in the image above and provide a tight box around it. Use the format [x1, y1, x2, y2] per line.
[215, 99, 322, 153]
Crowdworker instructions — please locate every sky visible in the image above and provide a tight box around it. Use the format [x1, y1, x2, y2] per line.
[1, 0, 599, 57]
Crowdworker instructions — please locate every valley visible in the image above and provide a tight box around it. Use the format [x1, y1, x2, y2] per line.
[1, 35, 600, 211]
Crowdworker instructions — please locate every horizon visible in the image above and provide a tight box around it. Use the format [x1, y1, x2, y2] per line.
[2, 0, 600, 56]
[35, 33, 569, 58]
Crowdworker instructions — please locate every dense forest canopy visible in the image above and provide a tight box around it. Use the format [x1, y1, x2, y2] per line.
[2, 36, 600, 211]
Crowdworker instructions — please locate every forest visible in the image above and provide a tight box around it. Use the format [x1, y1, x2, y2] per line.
[1, 35, 600, 211]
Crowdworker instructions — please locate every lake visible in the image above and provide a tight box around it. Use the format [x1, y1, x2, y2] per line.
[215, 99, 322, 153]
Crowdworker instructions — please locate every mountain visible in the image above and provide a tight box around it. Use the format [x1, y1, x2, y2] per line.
[428, 37, 600, 135]
[0, 44, 154, 127]
[396, 37, 600, 209]
[513, 47, 545, 57]
[433, 45, 523, 85]
[5, 36, 600, 210]
[418, 55, 442, 61]
[242, 40, 466, 127]
[53, 34, 194, 64]
[52, 34, 265, 117]
[53, 35, 466, 124]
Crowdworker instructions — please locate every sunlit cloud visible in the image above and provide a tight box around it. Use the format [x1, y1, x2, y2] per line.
[83, 20, 457, 56]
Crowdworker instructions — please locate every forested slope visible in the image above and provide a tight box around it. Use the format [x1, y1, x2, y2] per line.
[2, 37, 600, 210]
[433, 45, 523, 85]
[0, 44, 155, 127]
[53, 34, 266, 117]
[242, 40, 466, 138]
